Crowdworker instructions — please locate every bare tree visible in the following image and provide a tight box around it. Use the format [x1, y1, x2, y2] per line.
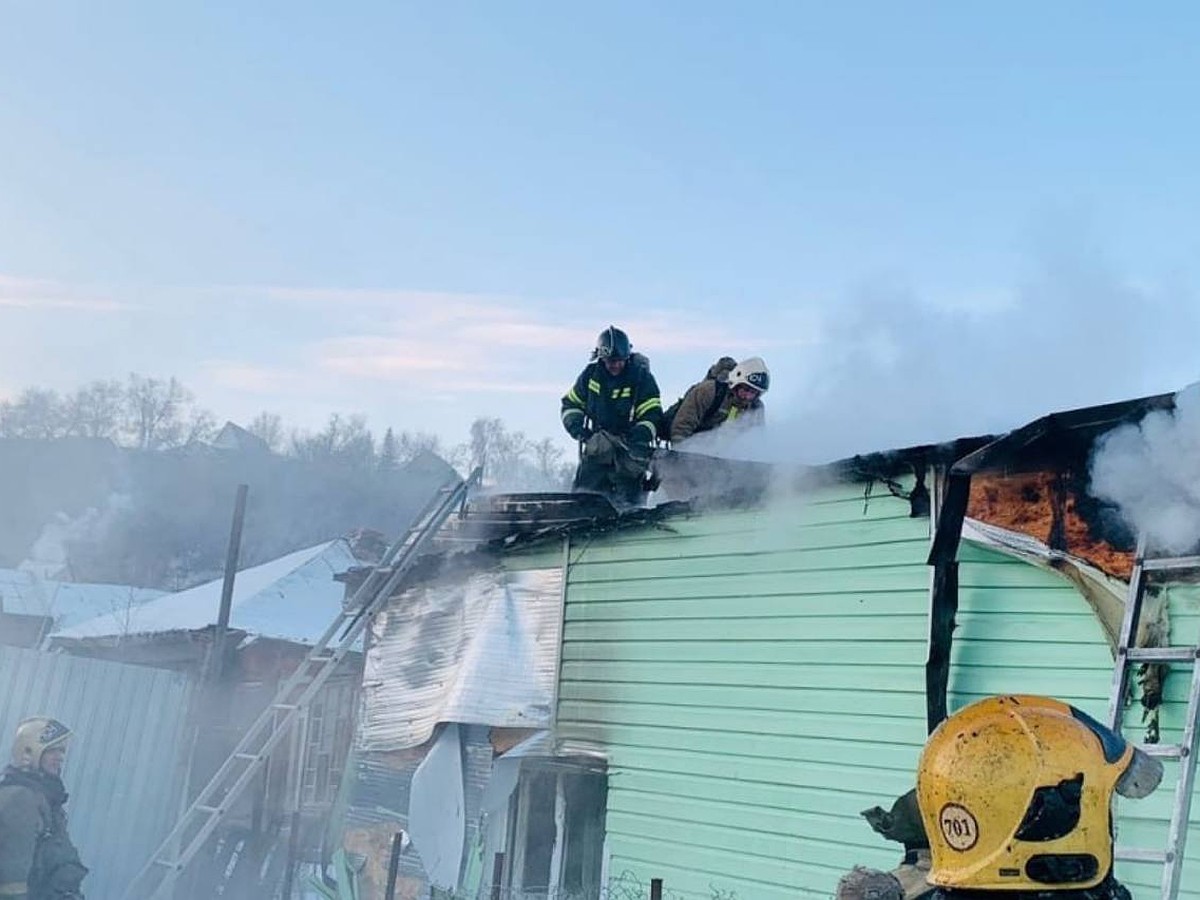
[124, 374, 191, 449]
[396, 430, 442, 463]
[185, 409, 218, 445]
[63, 380, 125, 439]
[532, 437, 564, 479]
[247, 411, 285, 452]
[0, 388, 67, 439]
[291, 413, 376, 470]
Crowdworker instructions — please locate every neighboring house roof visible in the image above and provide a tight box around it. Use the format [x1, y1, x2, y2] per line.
[55, 539, 359, 644]
[0, 568, 164, 632]
[210, 421, 272, 454]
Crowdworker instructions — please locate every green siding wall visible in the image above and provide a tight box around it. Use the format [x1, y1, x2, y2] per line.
[557, 484, 933, 899]
[549, 483, 1200, 899]
[954, 541, 1200, 899]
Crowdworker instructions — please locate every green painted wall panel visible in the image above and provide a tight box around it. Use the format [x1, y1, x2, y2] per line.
[554, 481, 1200, 899]
[558, 484, 930, 898]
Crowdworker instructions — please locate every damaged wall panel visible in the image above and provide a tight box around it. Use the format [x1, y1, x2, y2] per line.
[361, 566, 564, 752]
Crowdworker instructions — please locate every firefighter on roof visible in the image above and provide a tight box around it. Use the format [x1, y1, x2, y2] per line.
[668, 355, 769, 443]
[0, 717, 87, 900]
[561, 326, 663, 505]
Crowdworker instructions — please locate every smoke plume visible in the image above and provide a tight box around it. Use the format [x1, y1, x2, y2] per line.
[1089, 382, 1200, 555]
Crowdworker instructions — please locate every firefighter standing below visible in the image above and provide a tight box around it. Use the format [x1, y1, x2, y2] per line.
[0, 718, 87, 900]
[561, 326, 663, 505]
[669, 356, 769, 443]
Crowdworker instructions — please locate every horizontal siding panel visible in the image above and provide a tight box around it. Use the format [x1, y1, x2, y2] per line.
[559, 701, 926, 742]
[570, 517, 925, 566]
[608, 768, 918, 818]
[565, 540, 929, 582]
[568, 567, 931, 602]
[566, 591, 929, 621]
[563, 614, 930, 643]
[564, 638, 927, 666]
[563, 720, 923, 772]
[561, 659, 930, 693]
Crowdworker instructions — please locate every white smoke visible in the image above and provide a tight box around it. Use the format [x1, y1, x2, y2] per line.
[19, 493, 134, 581]
[1089, 383, 1200, 555]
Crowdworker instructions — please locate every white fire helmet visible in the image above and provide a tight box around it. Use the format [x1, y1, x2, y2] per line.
[729, 357, 770, 394]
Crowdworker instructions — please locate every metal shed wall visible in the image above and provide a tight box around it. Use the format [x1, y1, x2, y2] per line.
[0, 646, 192, 900]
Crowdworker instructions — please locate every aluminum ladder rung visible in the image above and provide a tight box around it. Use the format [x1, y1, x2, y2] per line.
[1128, 647, 1200, 663]
[1108, 532, 1200, 900]
[233, 753, 261, 762]
[196, 805, 221, 815]
[152, 858, 182, 870]
[1115, 847, 1171, 864]
[1140, 743, 1188, 760]
[1144, 556, 1200, 573]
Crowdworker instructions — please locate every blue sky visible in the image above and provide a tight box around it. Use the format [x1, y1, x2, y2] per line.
[2, 3, 1199, 462]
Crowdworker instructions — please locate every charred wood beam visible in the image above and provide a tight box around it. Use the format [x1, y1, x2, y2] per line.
[925, 469, 969, 734]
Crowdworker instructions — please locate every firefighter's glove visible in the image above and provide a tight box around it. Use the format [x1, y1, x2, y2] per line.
[566, 419, 589, 442]
[582, 431, 617, 465]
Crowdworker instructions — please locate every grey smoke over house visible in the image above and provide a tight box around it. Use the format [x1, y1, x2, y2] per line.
[1089, 382, 1200, 555]
[697, 238, 1199, 466]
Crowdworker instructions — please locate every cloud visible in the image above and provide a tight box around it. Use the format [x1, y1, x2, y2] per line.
[0, 275, 132, 312]
[201, 361, 308, 394]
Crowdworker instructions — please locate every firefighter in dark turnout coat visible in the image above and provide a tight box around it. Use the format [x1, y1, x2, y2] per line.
[0, 718, 87, 900]
[561, 326, 663, 504]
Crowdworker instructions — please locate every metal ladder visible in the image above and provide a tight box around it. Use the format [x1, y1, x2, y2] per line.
[1108, 534, 1200, 900]
[121, 469, 480, 900]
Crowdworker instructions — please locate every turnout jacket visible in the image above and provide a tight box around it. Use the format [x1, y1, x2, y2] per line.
[0, 767, 86, 899]
[561, 353, 663, 444]
[669, 378, 764, 443]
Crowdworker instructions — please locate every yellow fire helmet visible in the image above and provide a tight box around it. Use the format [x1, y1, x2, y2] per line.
[11, 716, 72, 770]
[917, 695, 1162, 892]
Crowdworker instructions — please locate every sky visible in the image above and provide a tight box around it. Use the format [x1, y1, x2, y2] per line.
[2, 3, 1200, 464]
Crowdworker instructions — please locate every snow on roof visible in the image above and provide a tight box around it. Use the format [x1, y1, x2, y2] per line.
[54, 540, 360, 644]
[0, 569, 165, 632]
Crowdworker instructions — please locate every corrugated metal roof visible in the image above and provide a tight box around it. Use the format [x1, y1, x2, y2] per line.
[0, 568, 164, 632]
[0, 646, 192, 900]
[361, 566, 564, 751]
[54, 540, 359, 643]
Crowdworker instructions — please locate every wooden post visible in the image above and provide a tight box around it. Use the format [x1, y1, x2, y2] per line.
[490, 853, 506, 900]
[385, 831, 404, 898]
[211, 483, 249, 682]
